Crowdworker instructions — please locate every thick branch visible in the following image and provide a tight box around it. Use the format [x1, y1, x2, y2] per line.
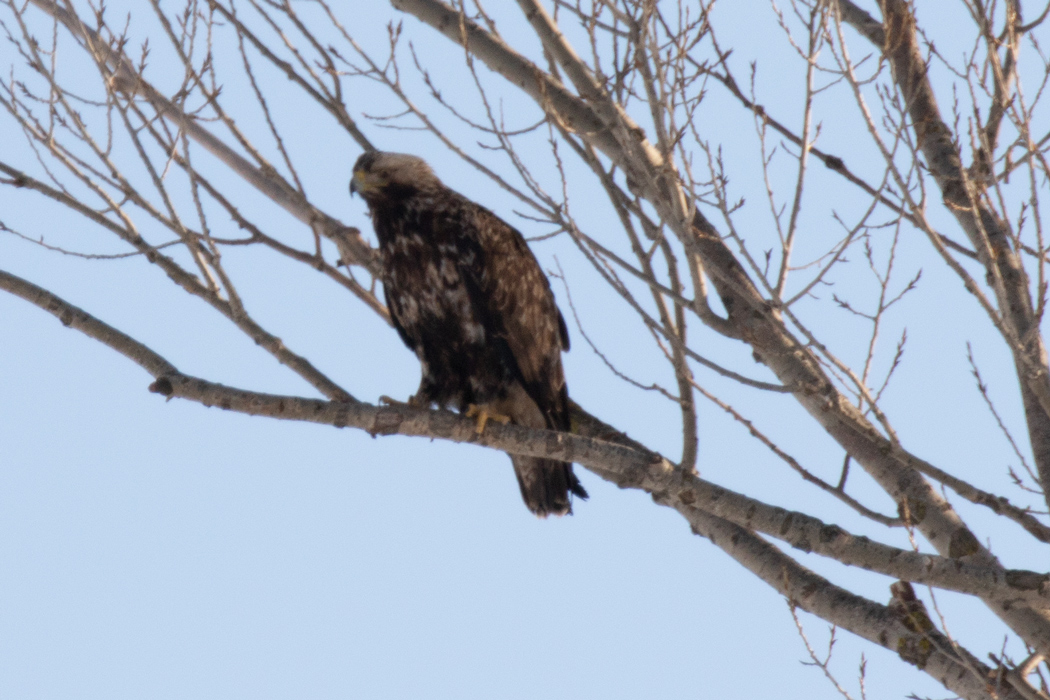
[672, 477, 1050, 610]
[837, 0, 886, 45]
[872, 0, 1050, 501]
[13, 265, 1048, 611]
[0, 269, 178, 377]
[671, 504, 1027, 700]
[7, 266, 1049, 614]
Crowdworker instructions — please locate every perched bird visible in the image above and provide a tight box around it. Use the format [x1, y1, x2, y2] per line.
[351, 151, 587, 517]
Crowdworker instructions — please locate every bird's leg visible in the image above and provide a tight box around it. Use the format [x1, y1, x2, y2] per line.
[465, 404, 512, 435]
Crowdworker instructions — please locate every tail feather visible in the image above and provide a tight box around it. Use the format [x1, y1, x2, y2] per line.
[486, 383, 587, 517]
[512, 456, 588, 518]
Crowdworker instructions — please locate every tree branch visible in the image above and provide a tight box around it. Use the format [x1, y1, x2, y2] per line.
[391, 0, 1050, 657]
[860, 0, 1050, 500]
[26, 0, 378, 274]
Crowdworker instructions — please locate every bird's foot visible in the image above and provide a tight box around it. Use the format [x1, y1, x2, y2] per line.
[379, 394, 425, 409]
[465, 404, 511, 435]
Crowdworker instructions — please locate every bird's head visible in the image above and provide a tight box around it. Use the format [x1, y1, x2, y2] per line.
[350, 151, 441, 203]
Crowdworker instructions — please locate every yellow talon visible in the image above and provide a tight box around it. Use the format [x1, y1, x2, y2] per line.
[465, 404, 511, 434]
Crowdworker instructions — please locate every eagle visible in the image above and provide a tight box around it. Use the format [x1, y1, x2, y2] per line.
[350, 151, 588, 517]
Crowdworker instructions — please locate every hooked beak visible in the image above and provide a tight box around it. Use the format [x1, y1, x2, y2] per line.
[350, 169, 385, 198]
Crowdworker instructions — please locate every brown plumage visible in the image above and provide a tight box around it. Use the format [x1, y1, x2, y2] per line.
[350, 151, 587, 517]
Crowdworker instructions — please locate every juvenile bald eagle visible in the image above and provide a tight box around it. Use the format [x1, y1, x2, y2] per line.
[351, 151, 587, 517]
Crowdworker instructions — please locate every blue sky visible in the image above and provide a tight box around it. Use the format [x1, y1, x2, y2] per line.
[2, 1, 1043, 698]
